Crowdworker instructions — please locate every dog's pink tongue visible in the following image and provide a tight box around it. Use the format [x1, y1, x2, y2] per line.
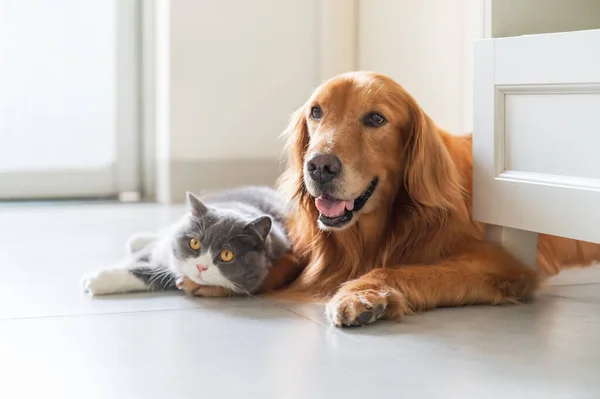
[315, 197, 354, 217]
[345, 200, 354, 211]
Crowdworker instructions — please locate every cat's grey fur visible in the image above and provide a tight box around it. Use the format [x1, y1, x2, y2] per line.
[82, 186, 290, 296]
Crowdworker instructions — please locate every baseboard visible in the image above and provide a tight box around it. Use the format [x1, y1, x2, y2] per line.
[156, 158, 284, 203]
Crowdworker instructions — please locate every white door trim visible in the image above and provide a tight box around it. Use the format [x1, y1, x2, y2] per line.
[114, 0, 141, 196]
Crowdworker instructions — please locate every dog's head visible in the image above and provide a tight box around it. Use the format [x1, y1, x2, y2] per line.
[281, 71, 459, 231]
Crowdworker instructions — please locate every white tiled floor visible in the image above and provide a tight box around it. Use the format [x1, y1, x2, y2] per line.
[2, 202, 600, 399]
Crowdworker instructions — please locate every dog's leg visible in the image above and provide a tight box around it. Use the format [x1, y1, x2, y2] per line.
[177, 277, 234, 297]
[537, 234, 600, 276]
[325, 242, 539, 327]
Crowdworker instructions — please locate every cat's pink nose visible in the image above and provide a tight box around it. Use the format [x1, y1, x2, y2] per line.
[196, 264, 208, 273]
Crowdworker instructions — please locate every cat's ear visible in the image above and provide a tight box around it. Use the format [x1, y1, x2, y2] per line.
[245, 216, 272, 241]
[186, 192, 208, 217]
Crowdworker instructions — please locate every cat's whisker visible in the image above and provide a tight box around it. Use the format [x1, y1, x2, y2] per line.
[192, 222, 200, 234]
[128, 265, 168, 292]
[145, 272, 161, 292]
[230, 281, 252, 297]
[148, 269, 171, 290]
[194, 213, 206, 236]
[226, 233, 253, 240]
[158, 273, 174, 289]
[193, 218, 204, 235]
[147, 274, 161, 290]
[226, 221, 236, 238]
[190, 214, 203, 237]
[164, 276, 177, 292]
[157, 270, 174, 290]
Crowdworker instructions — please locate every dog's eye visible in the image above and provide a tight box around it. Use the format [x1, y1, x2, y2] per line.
[310, 106, 323, 120]
[364, 112, 387, 127]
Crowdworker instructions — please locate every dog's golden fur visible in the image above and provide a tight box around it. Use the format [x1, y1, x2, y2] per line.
[277, 71, 600, 326]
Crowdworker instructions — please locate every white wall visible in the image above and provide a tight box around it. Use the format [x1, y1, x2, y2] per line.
[168, 0, 318, 162]
[317, 0, 357, 81]
[357, 0, 484, 134]
[491, 0, 600, 38]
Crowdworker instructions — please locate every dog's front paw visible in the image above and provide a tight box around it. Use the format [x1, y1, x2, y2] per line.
[176, 276, 233, 297]
[191, 285, 234, 298]
[326, 288, 390, 327]
[176, 275, 201, 295]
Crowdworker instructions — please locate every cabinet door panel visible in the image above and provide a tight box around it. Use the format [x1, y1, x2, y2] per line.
[473, 30, 600, 243]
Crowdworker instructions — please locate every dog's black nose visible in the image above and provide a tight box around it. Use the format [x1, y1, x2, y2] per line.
[306, 153, 342, 184]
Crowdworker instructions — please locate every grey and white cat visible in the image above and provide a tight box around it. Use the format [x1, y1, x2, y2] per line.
[82, 186, 290, 296]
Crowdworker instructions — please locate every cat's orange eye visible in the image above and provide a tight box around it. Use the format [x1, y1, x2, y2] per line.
[189, 238, 201, 251]
[219, 249, 234, 262]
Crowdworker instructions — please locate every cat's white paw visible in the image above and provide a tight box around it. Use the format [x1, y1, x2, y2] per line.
[126, 232, 158, 254]
[82, 268, 147, 296]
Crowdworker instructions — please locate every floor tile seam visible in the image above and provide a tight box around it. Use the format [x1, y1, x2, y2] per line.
[272, 304, 367, 341]
[540, 293, 600, 305]
[0, 301, 274, 322]
[545, 282, 600, 288]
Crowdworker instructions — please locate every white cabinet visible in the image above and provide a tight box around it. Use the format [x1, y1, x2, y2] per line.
[473, 2, 600, 267]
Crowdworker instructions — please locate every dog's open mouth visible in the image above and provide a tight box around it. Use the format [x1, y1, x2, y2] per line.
[315, 177, 378, 228]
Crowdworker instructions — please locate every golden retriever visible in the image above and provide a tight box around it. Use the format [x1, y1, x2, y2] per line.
[277, 71, 600, 327]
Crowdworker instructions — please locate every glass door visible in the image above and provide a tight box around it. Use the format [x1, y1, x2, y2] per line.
[0, 0, 139, 199]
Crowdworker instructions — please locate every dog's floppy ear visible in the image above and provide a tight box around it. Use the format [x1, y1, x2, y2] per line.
[403, 102, 462, 210]
[278, 106, 309, 200]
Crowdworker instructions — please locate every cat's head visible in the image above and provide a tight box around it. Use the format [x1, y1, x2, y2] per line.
[170, 192, 273, 294]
